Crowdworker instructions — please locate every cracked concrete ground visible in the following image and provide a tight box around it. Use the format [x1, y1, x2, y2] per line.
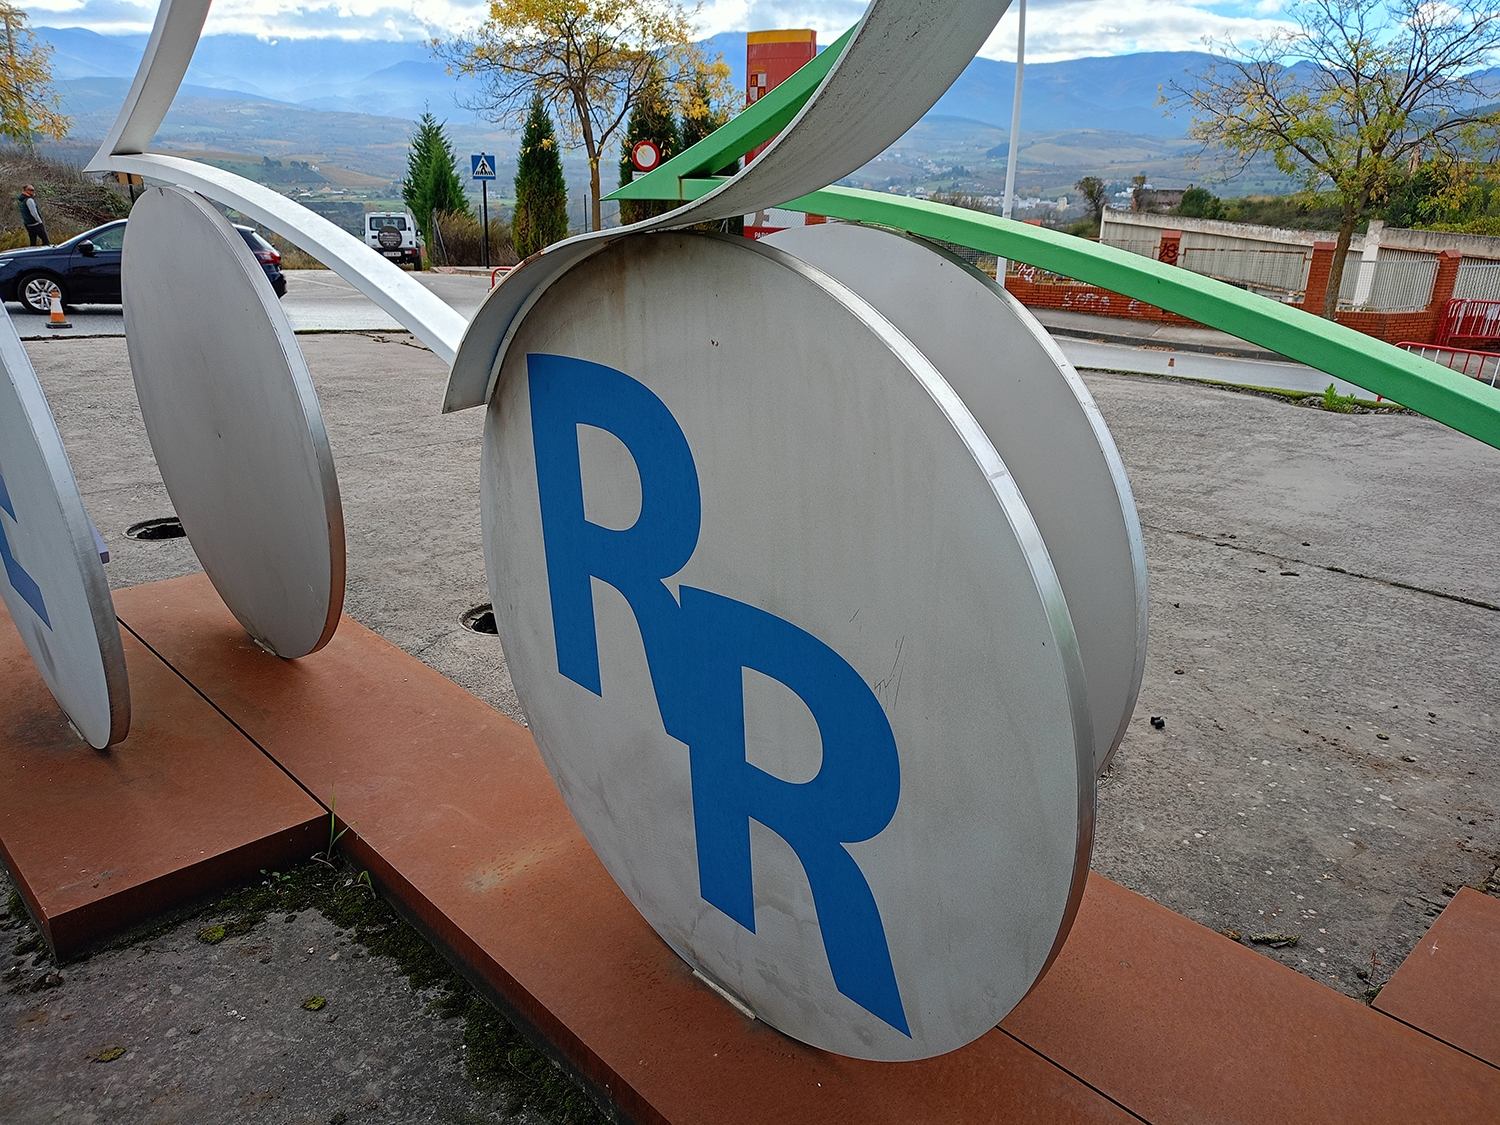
[0, 869, 545, 1125]
[2, 333, 1497, 1121]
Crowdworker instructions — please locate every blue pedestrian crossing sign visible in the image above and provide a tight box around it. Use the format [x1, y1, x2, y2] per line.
[471, 154, 496, 181]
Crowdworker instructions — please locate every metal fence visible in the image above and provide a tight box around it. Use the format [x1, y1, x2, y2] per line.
[1454, 260, 1500, 301]
[1336, 256, 1438, 312]
[1178, 246, 1312, 300]
[1013, 225, 1443, 312]
[1400, 341, 1500, 387]
[1097, 236, 1161, 259]
[933, 240, 1000, 277]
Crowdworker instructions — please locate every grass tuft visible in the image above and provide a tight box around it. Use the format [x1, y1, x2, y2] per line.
[197, 862, 607, 1123]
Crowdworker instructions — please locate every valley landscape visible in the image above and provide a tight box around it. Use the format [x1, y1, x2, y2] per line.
[36, 25, 1297, 226]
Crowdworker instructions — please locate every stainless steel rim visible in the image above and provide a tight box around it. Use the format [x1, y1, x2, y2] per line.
[22, 276, 60, 312]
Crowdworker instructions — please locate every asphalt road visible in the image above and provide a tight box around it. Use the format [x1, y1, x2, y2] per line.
[10, 269, 1389, 401]
[3, 331, 1496, 1123]
[6, 269, 495, 338]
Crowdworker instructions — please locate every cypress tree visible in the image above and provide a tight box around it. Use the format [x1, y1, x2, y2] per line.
[514, 93, 569, 256]
[617, 65, 679, 225]
[403, 111, 470, 245]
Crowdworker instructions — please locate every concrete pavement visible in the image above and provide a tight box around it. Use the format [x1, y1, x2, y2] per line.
[2, 330, 1496, 1122]
[7, 269, 1431, 405]
[1057, 337, 1381, 400]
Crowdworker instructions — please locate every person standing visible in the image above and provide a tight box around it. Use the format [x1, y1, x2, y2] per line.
[18, 185, 48, 246]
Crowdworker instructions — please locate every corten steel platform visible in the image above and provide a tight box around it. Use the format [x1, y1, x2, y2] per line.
[0, 601, 323, 959]
[1375, 887, 1500, 1069]
[3, 572, 1498, 1123]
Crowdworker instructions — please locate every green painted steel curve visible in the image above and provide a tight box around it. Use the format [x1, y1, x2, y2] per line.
[783, 188, 1500, 450]
[604, 26, 1500, 450]
[610, 25, 854, 202]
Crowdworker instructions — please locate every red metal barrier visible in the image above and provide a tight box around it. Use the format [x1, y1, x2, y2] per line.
[1438, 298, 1500, 347]
[1398, 340, 1500, 387]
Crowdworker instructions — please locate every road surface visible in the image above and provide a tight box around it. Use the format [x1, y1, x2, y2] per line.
[8, 270, 1404, 403]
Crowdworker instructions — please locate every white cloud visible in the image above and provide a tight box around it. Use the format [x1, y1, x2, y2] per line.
[23, 0, 495, 39]
[973, 0, 1295, 63]
[695, 0, 1293, 60]
[24, 0, 1295, 56]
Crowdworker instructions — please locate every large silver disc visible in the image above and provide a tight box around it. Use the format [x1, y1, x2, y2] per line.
[0, 310, 128, 748]
[765, 223, 1147, 774]
[123, 187, 344, 658]
[483, 231, 1092, 1060]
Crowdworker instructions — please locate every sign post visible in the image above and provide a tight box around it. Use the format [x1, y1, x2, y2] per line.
[470, 154, 496, 268]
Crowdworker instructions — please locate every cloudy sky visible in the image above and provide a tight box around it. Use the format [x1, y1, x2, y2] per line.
[21, 0, 1292, 62]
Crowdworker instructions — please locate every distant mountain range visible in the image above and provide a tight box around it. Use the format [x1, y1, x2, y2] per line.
[38, 25, 1297, 205]
[40, 25, 1201, 138]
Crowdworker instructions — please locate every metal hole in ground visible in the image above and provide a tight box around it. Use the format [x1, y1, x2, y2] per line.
[461, 604, 498, 635]
[125, 516, 186, 541]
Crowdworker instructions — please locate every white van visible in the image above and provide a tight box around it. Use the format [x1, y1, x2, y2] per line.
[365, 211, 421, 268]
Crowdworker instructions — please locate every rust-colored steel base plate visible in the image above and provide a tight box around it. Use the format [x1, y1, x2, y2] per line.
[1375, 888, 1500, 1068]
[1002, 874, 1500, 1121]
[112, 574, 1132, 1125]
[111, 572, 1500, 1123]
[0, 601, 324, 960]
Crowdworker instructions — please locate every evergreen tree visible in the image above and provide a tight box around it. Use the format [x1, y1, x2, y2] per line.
[513, 93, 569, 256]
[617, 64, 679, 225]
[403, 112, 470, 245]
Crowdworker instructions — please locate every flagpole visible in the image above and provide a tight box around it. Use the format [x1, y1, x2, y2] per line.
[1002, 0, 1025, 222]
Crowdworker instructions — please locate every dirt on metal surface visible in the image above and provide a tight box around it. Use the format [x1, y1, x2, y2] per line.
[1, 333, 1497, 1118]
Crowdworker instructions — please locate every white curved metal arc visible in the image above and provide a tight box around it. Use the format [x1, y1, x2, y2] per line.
[87, 0, 463, 364]
[650, 0, 1008, 229]
[443, 239, 605, 411]
[444, 0, 1010, 411]
[84, 0, 210, 163]
[100, 153, 466, 364]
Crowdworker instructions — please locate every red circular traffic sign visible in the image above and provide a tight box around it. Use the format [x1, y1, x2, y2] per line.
[631, 139, 662, 173]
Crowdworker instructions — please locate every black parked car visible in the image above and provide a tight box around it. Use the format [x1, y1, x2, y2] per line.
[0, 220, 287, 312]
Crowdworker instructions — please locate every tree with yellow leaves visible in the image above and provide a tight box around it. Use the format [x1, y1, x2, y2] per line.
[0, 3, 68, 149]
[439, 0, 730, 231]
[1166, 0, 1500, 318]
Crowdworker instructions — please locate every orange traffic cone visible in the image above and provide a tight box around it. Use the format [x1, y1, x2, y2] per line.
[46, 294, 70, 330]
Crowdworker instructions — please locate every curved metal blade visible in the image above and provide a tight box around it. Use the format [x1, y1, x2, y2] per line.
[446, 0, 1009, 410]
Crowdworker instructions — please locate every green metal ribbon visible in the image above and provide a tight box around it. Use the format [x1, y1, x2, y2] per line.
[607, 30, 1500, 450]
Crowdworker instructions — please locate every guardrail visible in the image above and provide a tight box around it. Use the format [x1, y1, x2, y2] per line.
[1399, 341, 1500, 387]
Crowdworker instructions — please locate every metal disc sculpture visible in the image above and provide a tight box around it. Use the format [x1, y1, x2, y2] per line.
[123, 186, 344, 658]
[762, 221, 1147, 774]
[64, 0, 1500, 1066]
[485, 231, 1092, 1058]
[0, 309, 129, 748]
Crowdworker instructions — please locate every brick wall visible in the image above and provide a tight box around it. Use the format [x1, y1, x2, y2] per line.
[1003, 270, 1201, 326]
[1004, 245, 1463, 346]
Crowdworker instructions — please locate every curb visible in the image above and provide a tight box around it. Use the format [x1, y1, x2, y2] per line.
[1037, 320, 1288, 363]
